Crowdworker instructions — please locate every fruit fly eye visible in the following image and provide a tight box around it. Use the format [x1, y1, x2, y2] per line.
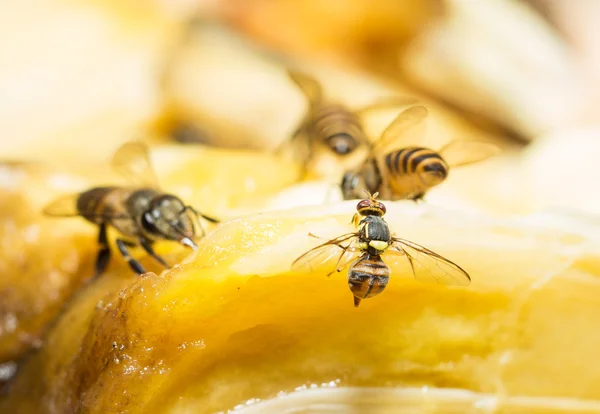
[356, 198, 386, 217]
[356, 199, 372, 211]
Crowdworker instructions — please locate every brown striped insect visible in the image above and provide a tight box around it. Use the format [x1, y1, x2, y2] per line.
[43, 142, 218, 278]
[278, 69, 417, 176]
[341, 105, 500, 201]
[292, 192, 471, 307]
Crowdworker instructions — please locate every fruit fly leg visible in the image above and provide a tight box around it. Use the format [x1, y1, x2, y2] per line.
[94, 223, 111, 279]
[116, 239, 146, 275]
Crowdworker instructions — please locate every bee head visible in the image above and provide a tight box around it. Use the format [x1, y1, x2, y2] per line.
[356, 192, 386, 217]
[341, 171, 366, 200]
[341, 159, 382, 201]
[141, 195, 197, 249]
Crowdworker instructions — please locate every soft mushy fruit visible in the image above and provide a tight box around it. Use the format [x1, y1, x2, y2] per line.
[0, 167, 97, 365]
[2, 200, 600, 413]
[0, 145, 296, 367]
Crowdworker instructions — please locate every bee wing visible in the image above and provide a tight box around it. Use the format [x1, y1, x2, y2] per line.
[110, 141, 160, 189]
[43, 192, 132, 219]
[370, 105, 429, 155]
[287, 69, 324, 106]
[42, 193, 82, 217]
[354, 96, 420, 117]
[291, 232, 359, 273]
[438, 140, 501, 168]
[389, 237, 471, 286]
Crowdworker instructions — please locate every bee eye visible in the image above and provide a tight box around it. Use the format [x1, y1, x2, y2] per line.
[334, 142, 351, 155]
[329, 134, 355, 155]
[141, 212, 157, 233]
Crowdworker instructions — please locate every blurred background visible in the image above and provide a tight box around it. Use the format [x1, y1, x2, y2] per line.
[1, 0, 600, 217]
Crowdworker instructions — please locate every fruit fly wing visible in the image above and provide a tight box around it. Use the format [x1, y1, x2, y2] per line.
[389, 237, 471, 286]
[110, 141, 160, 189]
[371, 105, 429, 155]
[42, 193, 82, 217]
[287, 69, 324, 106]
[438, 140, 501, 168]
[291, 232, 359, 273]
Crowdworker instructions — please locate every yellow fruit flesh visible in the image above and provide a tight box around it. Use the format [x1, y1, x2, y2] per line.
[0, 147, 297, 368]
[2, 190, 599, 412]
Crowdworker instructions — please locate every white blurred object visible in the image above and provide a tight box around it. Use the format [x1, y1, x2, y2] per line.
[525, 127, 600, 215]
[401, 0, 590, 139]
[0, 1, 180, 162]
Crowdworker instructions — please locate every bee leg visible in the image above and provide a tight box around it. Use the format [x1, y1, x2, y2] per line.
[412, 193, 426, 203]
[94, 223, 111, 278]
[195, 218, 207, 238]
[139, 238, 170, 268]
[353, 296, 362, 307]
[116, 238, 146, 275]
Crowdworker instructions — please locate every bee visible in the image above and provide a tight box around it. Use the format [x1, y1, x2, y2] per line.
[292, 192, 471, 307]
[43, 142, 218, 278]
[280, 69, 417, 175]
[341, 105, 500, 201]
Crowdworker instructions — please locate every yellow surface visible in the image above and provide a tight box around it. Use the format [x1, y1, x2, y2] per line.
[2, 186, 600, 412]
[0, 147, 297, 366]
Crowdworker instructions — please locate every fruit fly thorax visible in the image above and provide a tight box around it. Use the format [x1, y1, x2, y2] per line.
[357, 215, 391, 255]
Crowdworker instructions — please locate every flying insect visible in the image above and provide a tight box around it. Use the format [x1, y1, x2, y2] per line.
[280, 69, 417, 176]
[341, 105, 500, 201]
[43, 142, 218, 278]
[292, 192, 471, 307]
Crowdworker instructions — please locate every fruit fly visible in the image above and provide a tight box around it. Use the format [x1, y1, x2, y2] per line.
[43, 142, 218, 278]
[292, 192, 471, 307]
[279, 69, 417, 176]
[341, 105, 500, 201]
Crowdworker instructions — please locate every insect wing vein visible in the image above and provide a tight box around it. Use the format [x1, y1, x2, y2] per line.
[390, 237, 471, 286]
[291, 233, 357, 273]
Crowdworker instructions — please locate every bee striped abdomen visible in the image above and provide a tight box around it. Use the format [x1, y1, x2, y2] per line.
[77, 187, 120, 224]
[384, 147, 446, 175]
[312, 104, 365, 155]
[383, 147, 449, 199]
